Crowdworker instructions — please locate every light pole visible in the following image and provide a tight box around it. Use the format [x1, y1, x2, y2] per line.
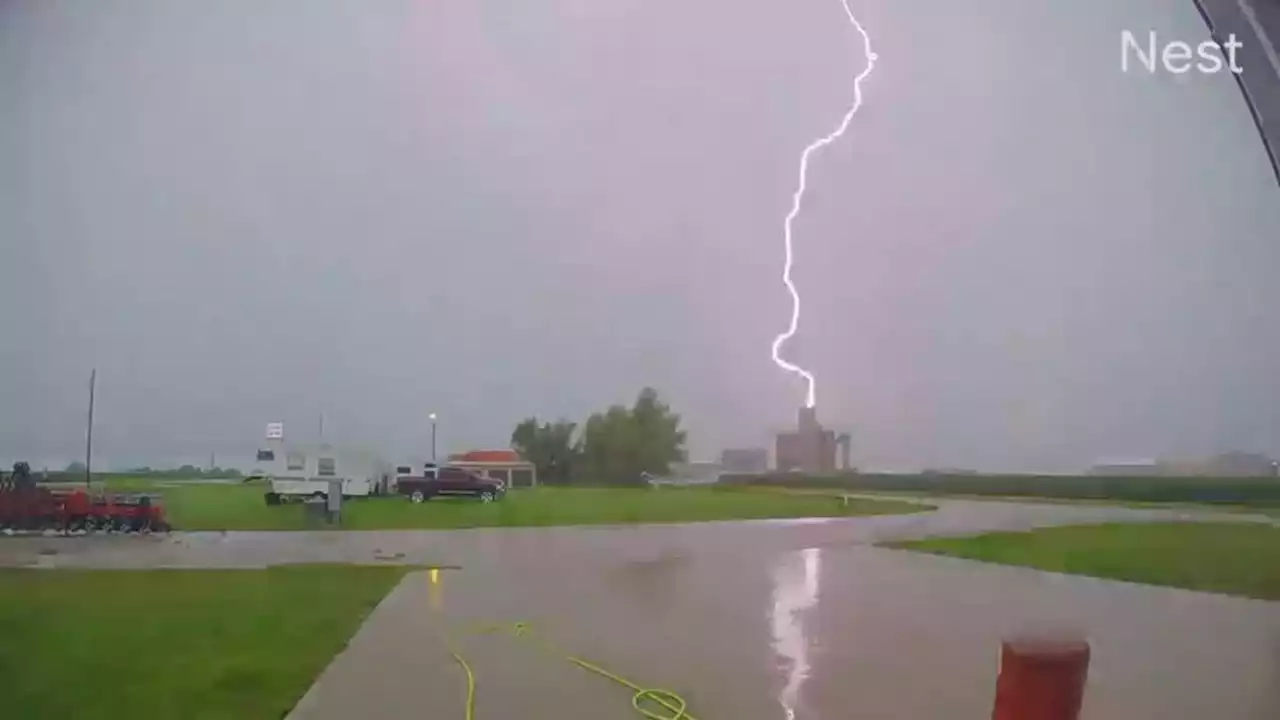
[84, 368, 96, 489]
[429, 413, 437, 464]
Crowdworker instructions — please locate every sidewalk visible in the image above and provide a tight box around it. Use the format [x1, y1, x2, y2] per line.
[285, 570, 646, 720]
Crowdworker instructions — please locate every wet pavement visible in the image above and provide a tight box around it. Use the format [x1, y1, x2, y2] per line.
[0, 497, 1272, 571]
[5, 498, 1279, 719]
[285, 547, 1280, 720]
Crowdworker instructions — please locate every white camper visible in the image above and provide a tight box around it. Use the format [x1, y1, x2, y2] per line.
[255, 424, 389, 504]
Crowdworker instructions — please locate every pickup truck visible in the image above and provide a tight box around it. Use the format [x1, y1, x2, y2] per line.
[395, 466, 505, 503]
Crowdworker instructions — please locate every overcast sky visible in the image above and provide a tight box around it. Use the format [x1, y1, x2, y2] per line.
[2, 0, 1277, 472]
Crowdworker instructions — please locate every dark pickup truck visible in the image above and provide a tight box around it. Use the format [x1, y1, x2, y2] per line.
[395, 466, 505, 503]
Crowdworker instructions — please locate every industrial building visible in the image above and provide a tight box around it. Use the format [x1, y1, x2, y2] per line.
[720, 447, 769, 474]
[774, 406, 851, 473]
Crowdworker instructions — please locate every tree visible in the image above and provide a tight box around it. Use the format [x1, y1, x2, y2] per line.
[576, 404, 637, 485]
[575, 387, 687, 485]
[628, 387, 687, 476]
[510, 387, 687, 487]
[511, 417, 580, 484]
[64, 461, 86, 474]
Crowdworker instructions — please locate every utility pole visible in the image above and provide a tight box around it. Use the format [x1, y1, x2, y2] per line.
[319, 412, 325, 443]
[429, 413, 438, 464]
[84, 368, 96, 488]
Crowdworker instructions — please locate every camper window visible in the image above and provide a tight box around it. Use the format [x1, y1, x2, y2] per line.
[256, 449, 275, 462]
[317, 457, 336, 476]
[286, 453, 306, 471]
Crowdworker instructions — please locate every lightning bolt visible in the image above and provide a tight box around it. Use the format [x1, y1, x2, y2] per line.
[771, 0, 877, 409]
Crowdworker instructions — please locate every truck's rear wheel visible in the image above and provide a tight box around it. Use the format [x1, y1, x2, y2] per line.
[264, 492, 281, 506]
[410, 490, 425, 504]
[479, 491, 494, 503]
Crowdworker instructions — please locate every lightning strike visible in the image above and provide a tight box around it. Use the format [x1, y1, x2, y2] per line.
[771, 0, 877, 409]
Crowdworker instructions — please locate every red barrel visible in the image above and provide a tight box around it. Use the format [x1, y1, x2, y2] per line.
[991, 636, 1090, 720]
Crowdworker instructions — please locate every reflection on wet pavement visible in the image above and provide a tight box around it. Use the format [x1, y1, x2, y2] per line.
[770, 548, 820, 720]
[282, 544, 1280, 720]
[5, 498, 1279, 719]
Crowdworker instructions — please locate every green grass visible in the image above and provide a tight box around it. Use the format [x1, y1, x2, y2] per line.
[0, 565, 410, 720]
[98, 480, 927, 531]
[892, 522, 1280, 600]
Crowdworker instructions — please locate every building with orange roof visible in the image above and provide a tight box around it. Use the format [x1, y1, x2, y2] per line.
[446, 448, 538, 487]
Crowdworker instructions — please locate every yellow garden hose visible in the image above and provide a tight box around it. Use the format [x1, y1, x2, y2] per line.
[450, 652, 476, 720]
[564, 652, 693, 720]
[453, 621, 697, 720]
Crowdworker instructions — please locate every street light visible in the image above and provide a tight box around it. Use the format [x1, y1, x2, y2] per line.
[428, 413, 437, 464]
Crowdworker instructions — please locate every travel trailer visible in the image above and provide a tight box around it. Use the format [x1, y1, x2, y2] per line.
[254, 423, 391, 504]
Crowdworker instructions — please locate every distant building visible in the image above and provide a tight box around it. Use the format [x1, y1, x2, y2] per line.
[446, 449, 538, 487]
[774, 406, 851, 473]
[1088, 459, 1161, 476]
[1203, 452, 1278, 477]
[666, 461, 723, 483]
[720, 447, 769, 474]
[776, 427, 837, 473]
[1159, 452, 1279, 477]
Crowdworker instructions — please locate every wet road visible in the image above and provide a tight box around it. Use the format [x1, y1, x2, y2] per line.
[0, 497, 1272, 571]
[5, 498, 1279, 719]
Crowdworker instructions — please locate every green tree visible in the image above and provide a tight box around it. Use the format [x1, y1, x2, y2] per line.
[511, 417, 580, 484]
[64, 461, 86, 474]
[511, 387, 687, 486]
[576, 404, 637, 485]
[628, 387, 687, 475]
[576, 387, 687, 485]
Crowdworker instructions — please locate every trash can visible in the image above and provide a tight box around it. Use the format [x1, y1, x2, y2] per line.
[327, 479, 343, 525]
[303, 497, 329, 528]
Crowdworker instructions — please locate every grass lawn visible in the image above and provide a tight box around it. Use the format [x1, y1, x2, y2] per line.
[98, 480, 928, 531]
[892, 522, 1280, 600]
[0, 564, 410, 720]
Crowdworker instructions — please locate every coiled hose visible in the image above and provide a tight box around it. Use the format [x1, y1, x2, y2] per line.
[450, 622, 697, 720]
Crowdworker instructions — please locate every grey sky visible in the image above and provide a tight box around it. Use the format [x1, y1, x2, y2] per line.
[2, 0, 1277, 472]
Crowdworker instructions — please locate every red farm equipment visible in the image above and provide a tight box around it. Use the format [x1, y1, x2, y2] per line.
[0, 462, 172, 534]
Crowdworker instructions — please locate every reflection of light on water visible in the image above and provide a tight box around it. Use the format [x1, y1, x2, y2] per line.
[429, 567, 443, 611]
[769, 548, 822, 720]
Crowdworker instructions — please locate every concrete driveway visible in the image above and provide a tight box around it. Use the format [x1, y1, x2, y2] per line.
[285, 544, 1280, 720]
